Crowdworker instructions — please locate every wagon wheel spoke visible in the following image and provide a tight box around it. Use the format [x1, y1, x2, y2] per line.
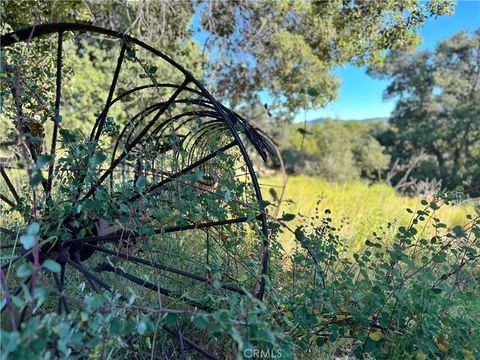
[52, 264, 69, 314]
[85, 244, 246, 295]
[108, 107, 221, 189]
[130, 140, 237, 201]
[61, 215, 260, 248]
[0, 242, 19, 249]
[184, 122, 227, 166]
[46, 32, 63, 197]
[94, 261, 210, 311]
[16, 304, 29, 329]
[82, 78, 190, 200]
[70, 258, 219, 360]
[90, 42, 127, 141]
[66, 259, 125, 300]
[0, 167, 21, 204]
[1, 256, 23, 270]
[162, 324, 219, 360]
[0, 194, 15, 207]
[94, 265, 220, 359]
[109, 84, 204, 108]
[147, 109, 220, 143]
[206, 227, 259, 278]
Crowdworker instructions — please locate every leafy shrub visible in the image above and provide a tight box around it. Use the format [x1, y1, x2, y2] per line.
[2, 188, 478, 359]
[272, 188, 480, 358]
[283, 120, 390, 182]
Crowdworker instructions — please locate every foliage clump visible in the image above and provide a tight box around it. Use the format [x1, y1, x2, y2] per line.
[273, 188, 479, 358]
[281, 120, 390, 182]
[2, 185, 479, 358]
[370, 29, 480, 196]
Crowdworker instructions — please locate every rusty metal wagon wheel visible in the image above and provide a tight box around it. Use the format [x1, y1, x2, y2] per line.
[0, 23, 275, 358]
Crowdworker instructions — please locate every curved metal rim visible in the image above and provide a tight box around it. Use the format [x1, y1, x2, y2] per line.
[1, 22, 269, 300]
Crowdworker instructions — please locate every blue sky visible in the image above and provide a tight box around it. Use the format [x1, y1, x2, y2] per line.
[293, 0, 480, 122]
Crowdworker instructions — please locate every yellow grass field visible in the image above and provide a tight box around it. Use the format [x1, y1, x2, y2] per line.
[260, 175, 477, 253]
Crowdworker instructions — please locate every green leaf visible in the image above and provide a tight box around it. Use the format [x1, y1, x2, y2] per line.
[430, 201, 439, 210]
[307, 87, 319, 98]
[20, 234, 35, 250]
[433, 251, 447, 263]
[193, 314, 209, 329]
[282, 213, 296, 222]
[224, 189, 231, 202]
[452, 225, 466, 237]
[213, 279, 222, 289]
[110, 317, 122, 336]
[35, 155, 52, 169]
[297, 127, 313, 136]
[42, 259, 61, 273]
[127, 48, 136, 58]
[164, 313, 177, 326]
[33, 286, 49, 311]
[27, 222, 40, 235]
[59, 128, 76, 143]
[294, 227, 305, 242]
[356, 332, 367, 342]
[137, 321, 147, 335]
[269, 188, 278, 201]
[192, 171, 204, 181]
[258, 200, 271, 210]
[148, 66, 158, 74]
[135, 176, 147, 189]
[30, 173, 44, 187]
[16, 263, 34, 277]
[329, 331, 338, 342]
[90, 151, 107, 167]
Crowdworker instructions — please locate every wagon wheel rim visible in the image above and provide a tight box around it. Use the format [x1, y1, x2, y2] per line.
[0, 23, 274, 358]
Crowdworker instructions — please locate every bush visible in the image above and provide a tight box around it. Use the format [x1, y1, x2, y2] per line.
[272, 188, 480, 358]
[283, 120, 390, 182]
[2, 189, 478, 359]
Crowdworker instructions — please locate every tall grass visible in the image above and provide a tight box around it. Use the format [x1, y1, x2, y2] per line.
[261, 175, 477, 253]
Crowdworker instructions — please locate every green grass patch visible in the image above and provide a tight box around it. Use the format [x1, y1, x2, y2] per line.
[262, 175, 476, 253]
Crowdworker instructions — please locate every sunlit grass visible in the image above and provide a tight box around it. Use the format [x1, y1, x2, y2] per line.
[261, 175, 477, 253]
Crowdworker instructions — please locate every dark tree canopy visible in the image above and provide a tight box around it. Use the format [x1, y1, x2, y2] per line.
[1, 0, 456, 113]
[370, 29, 480, 195]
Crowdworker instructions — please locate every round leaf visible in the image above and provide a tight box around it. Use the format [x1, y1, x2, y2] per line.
[20, 234, 35, 250]
[42, 259, 61, 273]
[16, 263, 34, 278]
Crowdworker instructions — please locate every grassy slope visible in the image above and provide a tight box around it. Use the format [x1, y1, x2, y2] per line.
[261, 175, 476, 253]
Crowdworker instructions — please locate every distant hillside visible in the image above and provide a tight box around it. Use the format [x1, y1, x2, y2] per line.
[305, 117, 389, 125]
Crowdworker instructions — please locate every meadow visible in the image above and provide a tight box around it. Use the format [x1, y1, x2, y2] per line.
[261, 175, 477, 253]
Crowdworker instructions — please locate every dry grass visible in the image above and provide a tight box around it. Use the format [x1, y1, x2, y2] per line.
[260, 175, 477, 253]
